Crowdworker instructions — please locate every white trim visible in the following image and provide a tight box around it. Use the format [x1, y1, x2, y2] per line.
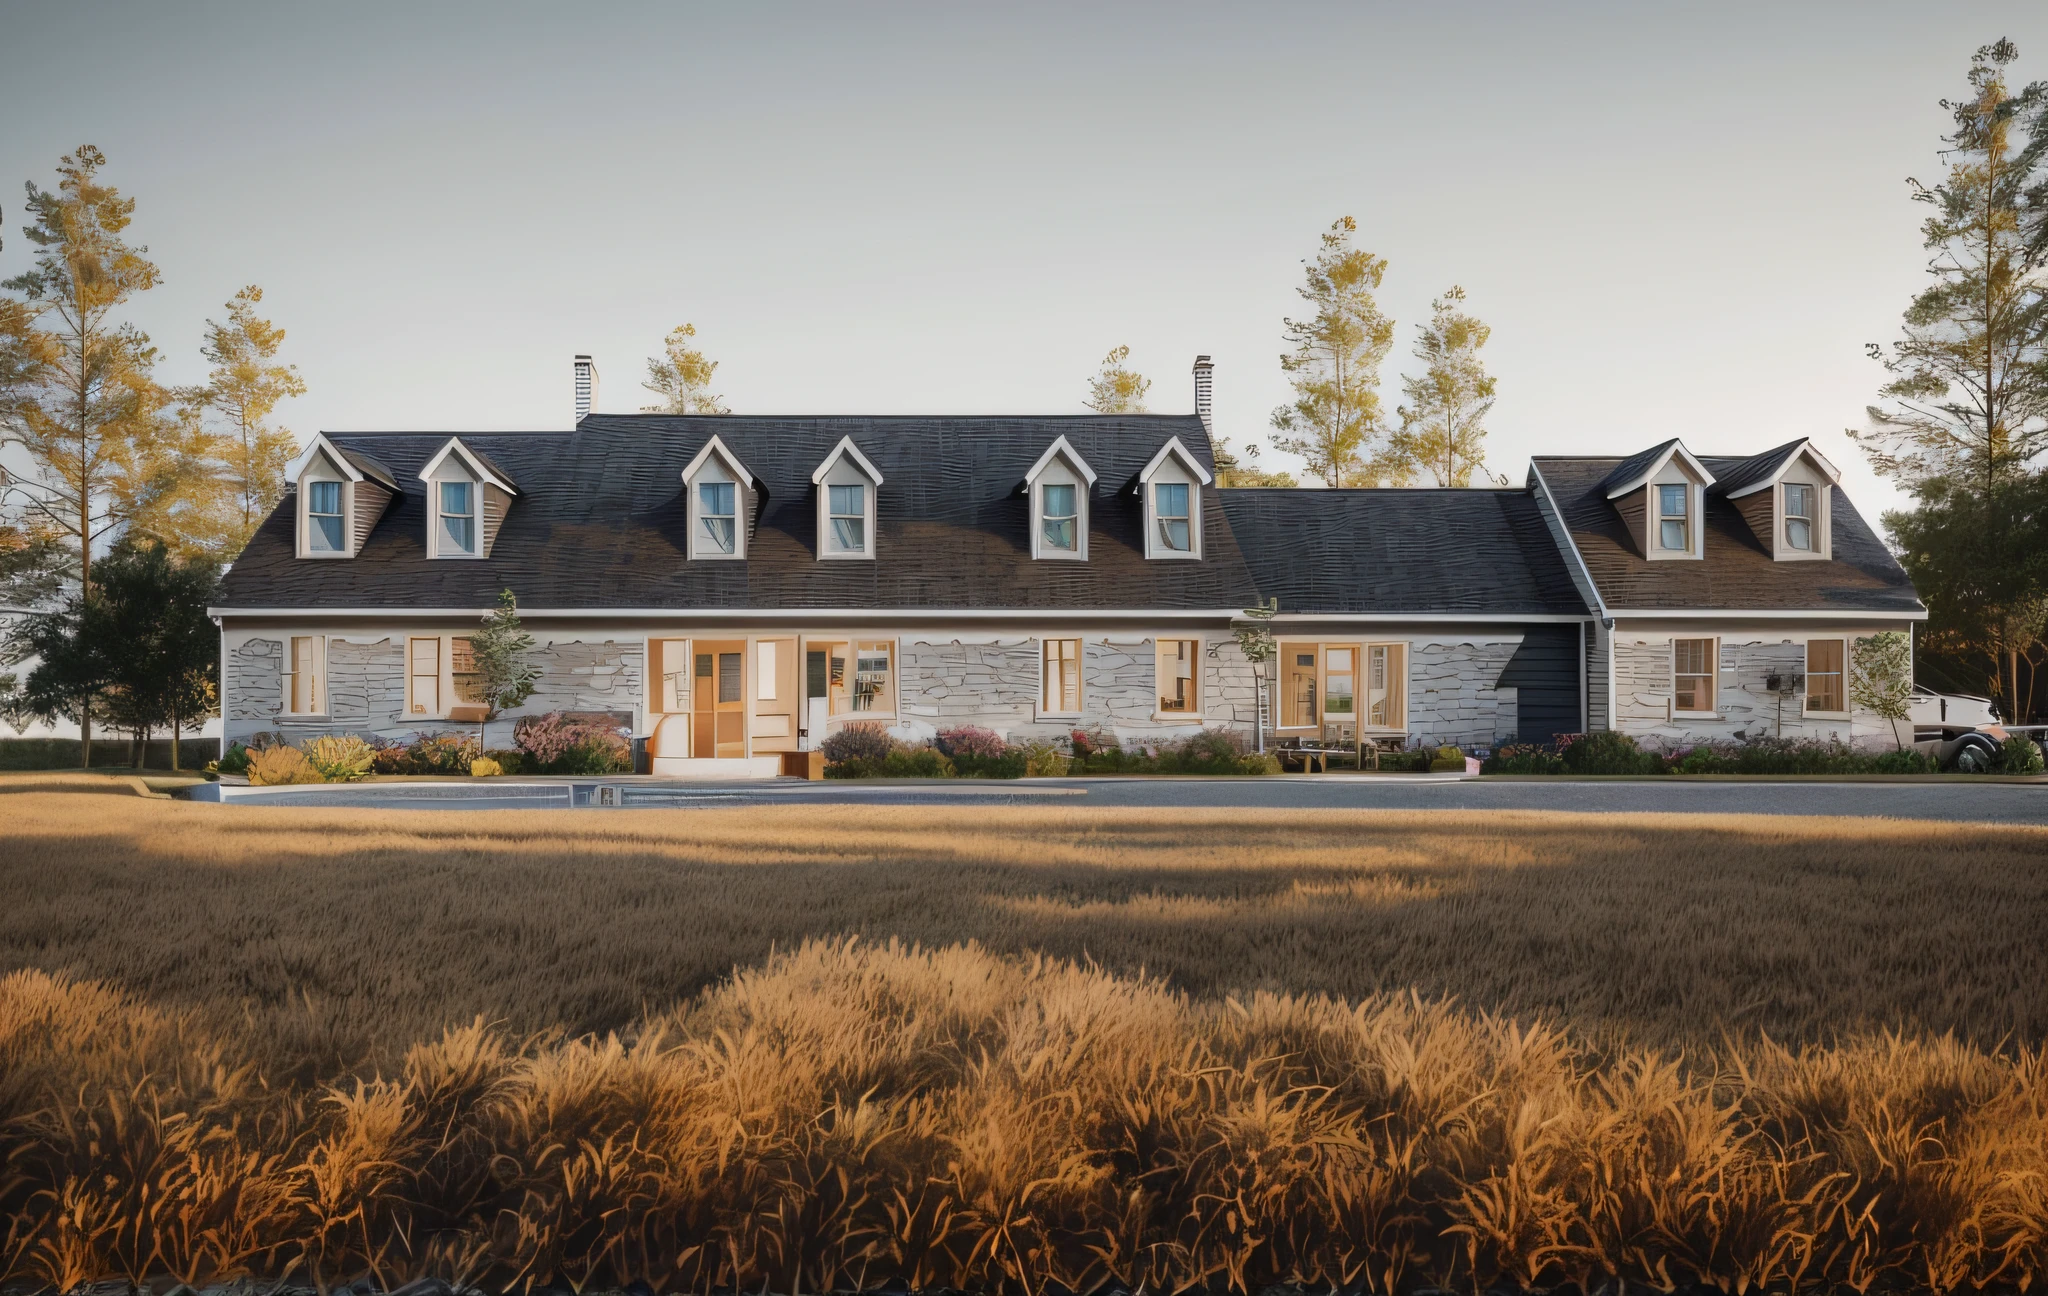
[1153, 635, 1203, 720]
[427, 474, 483, 560]
[1024, 435, 1099, 486]
[1035, 635, 1085, 717]
[811, 435, 885, 486]
[1270, 612, 1591, 624]
[296, 469, 354, 560]
[1670, 634, 1717, 718]
[1722, 439, 1842, 498]
[679, 435, 757, 489]
[1603, 440, 1716, 498]
[1526, 463, 1610, 621]
[417, 438, 517, 494]
[287, 434, 367, 483]
[213, 605, 1251, 620]
[1607, 608, 1926, 621]
[1134, 436, 1214, 487]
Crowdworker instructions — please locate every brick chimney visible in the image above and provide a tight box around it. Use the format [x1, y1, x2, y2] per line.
[573, 354, 599, 424]
[1192, 355, 1214, 438]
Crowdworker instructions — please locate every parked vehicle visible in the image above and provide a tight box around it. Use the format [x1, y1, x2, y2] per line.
[1908, 687, 2021, 772]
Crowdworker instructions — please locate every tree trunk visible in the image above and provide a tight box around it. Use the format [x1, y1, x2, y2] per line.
[171, 696, 180, 772]
[81, 700, 92, 770]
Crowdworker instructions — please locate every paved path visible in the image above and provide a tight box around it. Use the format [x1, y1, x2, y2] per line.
[194, 776, 2048, 823]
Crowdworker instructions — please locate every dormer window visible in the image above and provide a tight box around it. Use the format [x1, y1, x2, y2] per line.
[1656, 484, 1689, 553]
[700, 481, 737, 553]
[828, 484, 866, 552]
[679, 435, 756, 561]
[1024, 435, 1096, 561]
[812, 436, 883, 561]
[439, 481, 477, 555]
[1042, 484, 1077, 551]
[1784, 483, 1815, 551]
[307, 481, 345, 552]
[1135, 436, 1211, 560]
[1156, 482, 1192, 552]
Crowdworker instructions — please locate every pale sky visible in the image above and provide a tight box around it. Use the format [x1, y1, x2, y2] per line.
[5, 1, 2047, 527]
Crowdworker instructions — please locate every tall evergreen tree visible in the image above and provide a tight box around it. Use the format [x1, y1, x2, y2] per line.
[1270, 217, 1397, 487]
[1083, 345, 1151, 413]
[1853, 40, 2048, 490]
[1385, 286, 1499, 487]
[470, 588, 540, 747]
[641, 323, 729, 414]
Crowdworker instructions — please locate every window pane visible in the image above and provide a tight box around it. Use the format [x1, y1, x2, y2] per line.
[757, 641, 778, 700]
[829, 483, 863, 515]
[853, 642, 892, 712]
[1042, 483, 1077, 550]
[441, 481, 471, 515]
[1044, 516, 1076, 550]
[1043, 639, 1079, 712]
[1659, 484, 1687, 517]
[443, 515, 475, 553]
[1786, 518, 1812, 550]
[701, 481, 735, 516]
[1325, 672, 1354, 714]
[313, 515, 345, 551]
[1160, 518, 1191, 551]
[1659, 518, 1686, 551]
[718, 652, 743, 704]
[308, 481, 341, 514]
[1157, 482, 1188, 516]
[702, 515, 736, 553]
[831, 517, 865, 551]
[1157, 639, 1196, 712]
[1044, 483, 1074, 516]
[1785, 484, 1811, 517]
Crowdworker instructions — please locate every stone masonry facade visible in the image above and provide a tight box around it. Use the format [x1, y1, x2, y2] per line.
[1612, 635, 1888, 747]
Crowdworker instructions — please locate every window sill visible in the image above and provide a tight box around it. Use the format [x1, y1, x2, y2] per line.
[283, 712, 330, 720]
[1150, 711, 1204, 723]
[1803, 710, 1851, 721]
[818, 551, 874, 562]
[1672, 711, 1722, 721]
[1035, 711, 1084, 722]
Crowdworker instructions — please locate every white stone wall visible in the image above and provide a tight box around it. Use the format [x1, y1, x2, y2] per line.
[1406, 638, 1522, 750]
[891, 634, 1257, 745]
[1610, 632, 1895, 748]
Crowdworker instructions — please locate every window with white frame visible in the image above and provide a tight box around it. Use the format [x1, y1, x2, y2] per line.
[437, 480, 477, 556]
[852, 640, 893, 713]
[1806, 639, 1844, 713]
[1042, 483, 1078, 552]
[1155, 482, 1192, 552]
[1156, 639, 1199, 714]
[1365, 643, 1406, 728]
[1784, 483, 1815, 552]
[1042, 638, 1082, 714]
[1673, 638, 1715, 713]
[307, 481, 345, 553]
[699, 480, 737, 554]
[285, 635, 326, 714]
[828, 484, 866, 554]
[1324, 647, 1355, 717]
[1656, 483, 1689, 553]
[408, 637, 442, 715]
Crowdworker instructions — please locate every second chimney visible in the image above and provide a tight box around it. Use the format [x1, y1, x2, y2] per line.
[573, 354, 599, 424]
[1192, 355, 1214, 438]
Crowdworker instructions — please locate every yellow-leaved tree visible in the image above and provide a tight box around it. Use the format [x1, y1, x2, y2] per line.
[192, 286, 304, 555]
[1384, 286, 1500, 486]
[642, 323, 729, 414]
[1083, 345, 1151, 413]
[1270, 217, 1398, 487]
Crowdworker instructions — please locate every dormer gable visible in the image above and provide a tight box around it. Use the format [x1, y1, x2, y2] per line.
[1134, 436, 1212, 560]
[287, 434, 397, 559]
[1714, 438, 1841, 561]
[1602, 439, 1713, 561]
[679, 435, 758, 560]
[812, 435, 883, 560]
[418, 438, 518, 559]
[1023, 435, 1097, 560]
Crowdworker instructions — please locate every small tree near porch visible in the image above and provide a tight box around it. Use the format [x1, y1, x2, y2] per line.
[470, 589, 540, 748]
[1852, 631, 1914, 749]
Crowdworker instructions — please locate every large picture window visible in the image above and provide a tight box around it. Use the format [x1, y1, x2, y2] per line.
[307, 481, 345, 553]
[1042, 638, 1081, 714]
[1674, 638, 1715, 713]
[1806, 639, 1844, 714]
[1156, 639, 1199, 714]
[285, 635, 326, 714]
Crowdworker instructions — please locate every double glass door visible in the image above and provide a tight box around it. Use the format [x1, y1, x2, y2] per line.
[651, 637, 801, 759]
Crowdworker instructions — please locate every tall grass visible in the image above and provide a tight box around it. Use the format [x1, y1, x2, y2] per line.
[3, 942, 2046, 1294]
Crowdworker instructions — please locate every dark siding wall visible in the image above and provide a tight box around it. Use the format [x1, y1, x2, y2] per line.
[1497, 624, 1583, 744]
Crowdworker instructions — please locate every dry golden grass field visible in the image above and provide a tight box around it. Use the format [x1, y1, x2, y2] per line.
[4, 784, 2048, 1294]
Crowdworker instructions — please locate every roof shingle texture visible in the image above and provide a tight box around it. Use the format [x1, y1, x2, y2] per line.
[221, 415, 1266, 611]
[1532, 454, 1923, 613]
[1217, 489, 1589, 616]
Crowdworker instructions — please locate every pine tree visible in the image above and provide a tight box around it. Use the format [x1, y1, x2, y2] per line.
[470, 589, 541, 746]
[1270, 217, 1396, 487]
[642, 324, 729, 414]
[1853, 40, 2048, 490]
[1384, 286, 1499, 487]
[1083, 345, 1151, 413]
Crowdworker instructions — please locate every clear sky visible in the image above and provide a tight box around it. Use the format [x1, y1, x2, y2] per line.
[4, 1, 2046, 525]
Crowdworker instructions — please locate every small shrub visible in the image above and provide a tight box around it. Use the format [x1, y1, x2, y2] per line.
[1167, 728, 1250, 773]
[512, 713, 629, 774]
[1068, 728, 1112, 763]
[1236, 752, 1281, 775]
[1015, 739, 1069, 777]
[935, 725, 1008, 760]
[882, 746, 956, 778]
[469, 757, 504, 777]
[213, 742, 252, 776]
[1997, 734, 2045, 774]
[1428, 744, 1466, 772]
[1374, 746, 1433, 772]
[1481, 743, 1567, 775]
[247, 745, 322, 786]
[301, 735, 374, 782]
[484, 749, 528, 775]
[1871, 746, 1940, 774]
[953, 750, 1027, 779]
[820, 721, 894, 769]
[1558, 730, 1664, 775]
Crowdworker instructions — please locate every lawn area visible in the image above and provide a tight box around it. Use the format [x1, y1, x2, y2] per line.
[4, 785, 2047, 1293]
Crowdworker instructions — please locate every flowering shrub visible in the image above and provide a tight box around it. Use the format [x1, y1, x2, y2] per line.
[1558, 731, 1665, 775]
[513, 712, 631, 774]
[301, 735, 374, 782]
[936, 726, 1007, 760]
[247, 745, 321, 786]
[469, 757, 504, 778]
[1480, 743, 1567, 775]
[372, 733, 480, 775]
[820, 722, 894, 769]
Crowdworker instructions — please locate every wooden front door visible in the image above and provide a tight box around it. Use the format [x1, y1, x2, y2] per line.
[692, 639, 747, 758]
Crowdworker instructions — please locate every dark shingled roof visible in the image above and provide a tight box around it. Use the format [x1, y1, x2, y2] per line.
[1532, 454, 1923, 614]
[1217, 489, 1589, 616]
[1596, 438, 1684, 495]
[220, 415, 1265, 611]
[1706, 438, 1807, 498]
[335, 446, 397, 490]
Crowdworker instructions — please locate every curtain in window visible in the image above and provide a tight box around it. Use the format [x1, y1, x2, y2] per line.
[1784, 483, 1814, 550]
[1042, 639, 1080, 712]
[699, 481, 737, 553]
[1657, 484, 1688, 551]
[1155, 482, 1191, 551]
[1042, 483, 1076, 550]
[440, 481, 475, 553]
[829, 484, 866, 551]
[307, 481, 345, 551]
